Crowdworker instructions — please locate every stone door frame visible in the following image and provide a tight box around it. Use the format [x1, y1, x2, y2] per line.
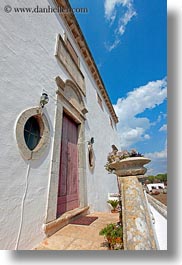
[45, 76, 88, 223]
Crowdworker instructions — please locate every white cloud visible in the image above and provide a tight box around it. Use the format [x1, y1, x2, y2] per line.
[145, 140, 167, 174]
[104, 0, 134, 20]
[113, 77, 167, 149]
[146, 149, 167, 159]
[104, 0, 137, 51]
[105, 0, 123, 20]
[146, 139, 167, 160]
[105, 38, 120, 52]
[151, 112, 167, 127]
[144, 134, 150, 140]
[159, 124, 167, 132]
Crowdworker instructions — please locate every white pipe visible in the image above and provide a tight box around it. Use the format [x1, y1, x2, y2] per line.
[15, 160, 31, 250]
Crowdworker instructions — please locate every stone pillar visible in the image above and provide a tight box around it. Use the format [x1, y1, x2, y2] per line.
[110, 157, 157, 250]
[119, 176, 157, 250]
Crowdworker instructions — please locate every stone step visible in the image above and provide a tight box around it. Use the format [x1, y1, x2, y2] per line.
[43, 206, 89, 237]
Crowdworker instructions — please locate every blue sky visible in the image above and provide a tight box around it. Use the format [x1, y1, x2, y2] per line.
[70, 0, 167, 175]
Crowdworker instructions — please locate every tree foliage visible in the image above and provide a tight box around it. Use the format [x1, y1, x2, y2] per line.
[147, 173, 167, 183]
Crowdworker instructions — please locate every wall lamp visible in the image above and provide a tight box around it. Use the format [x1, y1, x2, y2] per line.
[88, 137, 94, 145]
[88, 137, 94, 169]
[40, 93, 49, 108]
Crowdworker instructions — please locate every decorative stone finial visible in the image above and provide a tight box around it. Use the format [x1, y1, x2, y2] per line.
[105, 148, 149, 176]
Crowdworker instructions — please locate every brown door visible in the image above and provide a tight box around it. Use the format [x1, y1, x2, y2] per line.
[57, 113, 79, 217]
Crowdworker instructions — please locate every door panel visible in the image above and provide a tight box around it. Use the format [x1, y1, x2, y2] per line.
[57, 113, 79, 217]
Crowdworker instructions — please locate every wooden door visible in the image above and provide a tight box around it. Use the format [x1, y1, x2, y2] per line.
[57, 113, 79, 217]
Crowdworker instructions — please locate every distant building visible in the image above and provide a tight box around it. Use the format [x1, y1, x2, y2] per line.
[146, 183, 165, 192]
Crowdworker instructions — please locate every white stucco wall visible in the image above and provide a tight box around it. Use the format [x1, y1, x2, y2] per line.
[149, 205, 167, 250]
[83, 75, 119, 212]
[0, 0, 119, 249]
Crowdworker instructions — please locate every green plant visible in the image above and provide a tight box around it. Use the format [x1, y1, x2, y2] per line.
[107, 200, 119, 212]
[105, 149, 143, 173]
[99, 223, 115, 237]
[99, 223, 123, 250]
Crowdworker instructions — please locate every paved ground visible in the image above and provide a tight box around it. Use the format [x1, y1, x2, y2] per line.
[151, 193, 167, 206]
[35, 212, 119, 250]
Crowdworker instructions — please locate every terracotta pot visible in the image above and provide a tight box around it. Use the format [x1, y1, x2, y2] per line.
[106, 237, 112, 249]
[115, 237, 122, 243]
[111, 209, 118, 213]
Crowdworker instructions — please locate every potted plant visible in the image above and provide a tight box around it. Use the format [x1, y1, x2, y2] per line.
[107, 199, 119, 213]
[105, 148, 144, 174]
[99, 223, 123, 250]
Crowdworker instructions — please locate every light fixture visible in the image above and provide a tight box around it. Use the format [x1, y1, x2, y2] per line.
[88, 137, 95, 169]
[40, 93, 49, 108]
[88, 137, 94, 145]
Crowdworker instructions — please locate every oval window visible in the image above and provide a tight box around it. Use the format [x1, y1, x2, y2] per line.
[24, 116, 41, 150]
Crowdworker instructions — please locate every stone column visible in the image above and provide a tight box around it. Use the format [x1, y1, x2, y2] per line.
[45, 95, 64, 223]
[110, 157, 157, 250]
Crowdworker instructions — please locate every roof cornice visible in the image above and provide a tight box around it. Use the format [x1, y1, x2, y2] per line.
[55, 0, 119, 123]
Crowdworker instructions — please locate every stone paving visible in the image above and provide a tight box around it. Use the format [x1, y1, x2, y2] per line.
[35, 212, 119, 250]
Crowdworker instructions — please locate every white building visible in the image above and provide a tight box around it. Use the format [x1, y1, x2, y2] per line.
[147, 183, 165, 192]
[0, 0, 119, 249]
